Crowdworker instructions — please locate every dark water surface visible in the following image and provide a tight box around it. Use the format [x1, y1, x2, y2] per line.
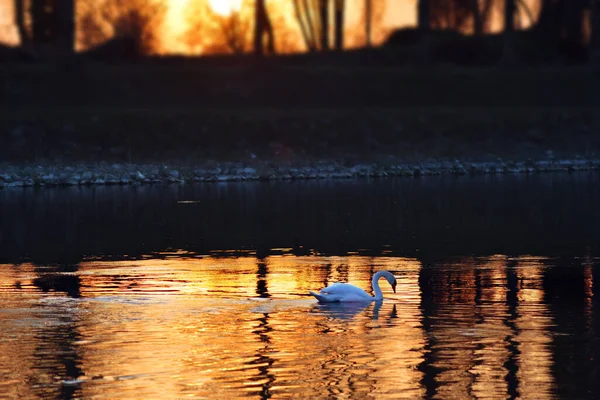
[1, 173, 599, 399]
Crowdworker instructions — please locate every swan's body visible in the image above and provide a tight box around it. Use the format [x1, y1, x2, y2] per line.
[309, 271, 397, 303]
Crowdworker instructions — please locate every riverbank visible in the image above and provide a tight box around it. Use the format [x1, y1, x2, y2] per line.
[1, 156, 599, 187]
[1, 64, 599, 185]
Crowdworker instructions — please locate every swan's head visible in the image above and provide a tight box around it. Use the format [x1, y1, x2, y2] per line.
[384, 273, 397, 293]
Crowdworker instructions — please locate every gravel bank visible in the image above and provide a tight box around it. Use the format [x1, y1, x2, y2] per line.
[1, 157, 599, 188]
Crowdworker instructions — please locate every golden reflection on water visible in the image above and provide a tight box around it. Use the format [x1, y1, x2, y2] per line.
[0, 255, 581, 399]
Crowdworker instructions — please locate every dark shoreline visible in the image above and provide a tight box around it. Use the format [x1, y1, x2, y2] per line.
[1, 156, 599, 188]
[2, 63, 599, 177]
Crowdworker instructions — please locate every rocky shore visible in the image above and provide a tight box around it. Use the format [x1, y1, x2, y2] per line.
[1, 157, 598, 188]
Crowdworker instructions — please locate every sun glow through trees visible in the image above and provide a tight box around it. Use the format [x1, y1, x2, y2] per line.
[208, 0, 243, 16]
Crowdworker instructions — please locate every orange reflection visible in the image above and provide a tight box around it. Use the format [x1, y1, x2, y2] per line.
[425, 255, 555, 399]
[0, 254, 564, 399]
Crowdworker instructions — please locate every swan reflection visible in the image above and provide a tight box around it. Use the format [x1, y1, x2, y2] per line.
[315, 300, 398, 321]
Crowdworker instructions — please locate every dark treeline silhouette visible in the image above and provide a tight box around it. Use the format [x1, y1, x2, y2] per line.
[254, 0, 274, 56]
[410, 0, 599, 64]
[292, 0, 346, 52]
[13, 0, 75, 57]
[3, 0, 599, 65]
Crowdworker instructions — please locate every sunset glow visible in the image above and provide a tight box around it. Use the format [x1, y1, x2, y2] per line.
[208, 0, 243, 16]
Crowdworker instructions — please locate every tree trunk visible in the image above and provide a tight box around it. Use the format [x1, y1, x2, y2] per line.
[319, 0, 329, 51]
[418, 0, 429, 34]
[292, 0, 316, 51]
[14, 0, 30, 48]
[365, 0, 372, 47]
[503, 0, 517, 64]
[302, 0, 318, 49]
[254, 0, 265, 55]
[471, 0, 483, 36]
[592, 0, 600, 64]
[417, 0, 430, 63]
[30, 0, 47, 52]
[481, 0, 493, 31]
[537, 0, 559, 42]
[564, 0, 585, 48]
[57, 0, 75, 54]
[254, 0, 274, 56]
[264, 9, 275, 54]
[334, 0, 344, 51]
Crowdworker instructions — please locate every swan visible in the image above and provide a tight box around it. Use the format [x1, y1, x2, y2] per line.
[309, 270, 397, 303]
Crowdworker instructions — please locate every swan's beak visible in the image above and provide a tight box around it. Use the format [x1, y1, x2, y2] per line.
[392, 282, 397, 293]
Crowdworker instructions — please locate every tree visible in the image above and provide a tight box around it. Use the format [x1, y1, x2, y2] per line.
[254, 0, 275, 56]
[503, 0, 517, 64]
[292, 0, 319, 52]
[319, 0, 330, 50]
[418, 0, 430, 63]
[57, 0, 76, 54]
[334, 0, 345, 51]
[14, 0, 30, 49]
[183, 0, 253, 55]
[418, 0, 430, 35]
[221, 11, 252, 54]
[365, 0, 372, 47]
[78, 0, 166, 56]
[429, 0, 474, 32]
[471, 0, 483, 36]
[535, 0, 588, 62]
[592, 0, 600, 64]
[13, 0, 75, 56]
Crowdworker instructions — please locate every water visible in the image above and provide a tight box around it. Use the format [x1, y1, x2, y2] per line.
[1, 173, 599, 399]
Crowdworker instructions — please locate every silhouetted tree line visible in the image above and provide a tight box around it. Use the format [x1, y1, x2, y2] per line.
[14, 0, 75, 57]
[413, 0, 600, 63]
[7, 0, 600, 64]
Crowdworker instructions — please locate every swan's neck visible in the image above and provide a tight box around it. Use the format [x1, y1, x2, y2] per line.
[372, 271, 386, 301]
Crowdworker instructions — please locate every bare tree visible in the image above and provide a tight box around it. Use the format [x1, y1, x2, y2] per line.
[292, 0, 316, 51]
[365, 0, 372, 47]
[503, 0, 516, 64]
[13, 0, 74, 56]
[334, 0, 345, 51]
[57, 0, 76, 54]
[418, 0, 430, 35]
[254, 0, 274, 55]
[418, 0, 430, 63]
[78, 0, 166, 55]
[220, 11, 251, 54]
[592, 0, 600, 64]
[471, 0, 483, 36]
[14, 0, 30, 48]
[183, 0, 253, 55]
[319, 0, 330, 50]
[292, 0, 322, 51]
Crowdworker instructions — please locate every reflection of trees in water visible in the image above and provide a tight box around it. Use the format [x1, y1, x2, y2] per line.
[418, 263, 441, 398]
[542, 256, 600, 398]
[3, 253, 600, 397]
[248, 313, 275, 400]
[504, 259, 520, 399]
[256, 258, 270, 298]
[33, 264, 81, 298]
[28, 263, 85, 398]
[417, 256, 562, 399]
[251, 258, 275, 399]
[33, 264, 84, 399]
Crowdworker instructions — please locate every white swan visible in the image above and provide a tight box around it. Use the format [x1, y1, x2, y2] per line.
[309, 270, 397, 303]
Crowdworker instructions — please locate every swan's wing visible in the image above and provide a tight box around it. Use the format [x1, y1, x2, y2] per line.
[309, 290, 342, 303]
[320, 283, 370, 297]
[310, 282, 373, 303]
